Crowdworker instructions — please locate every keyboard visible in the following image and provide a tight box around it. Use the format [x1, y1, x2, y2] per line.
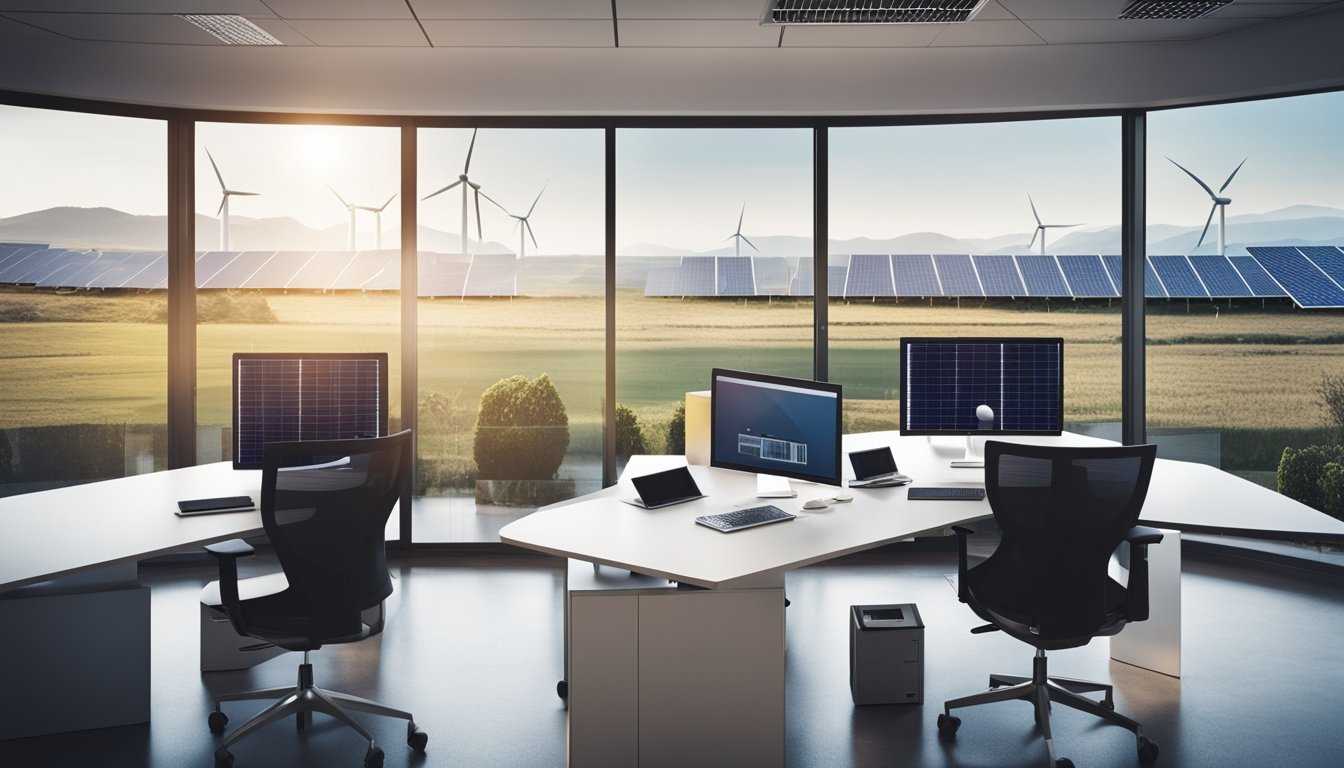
[695, 504, 796, 533]
[906, 487, 985, 501]
[176, 495, 256, 516]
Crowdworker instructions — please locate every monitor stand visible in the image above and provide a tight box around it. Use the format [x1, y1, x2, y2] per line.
[755, 474, 797, 498]
[950, 435, 987, 469]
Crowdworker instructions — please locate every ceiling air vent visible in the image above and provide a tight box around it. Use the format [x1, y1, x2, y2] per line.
[762, 1, 987, 25]
[1117, 1, 1232, 20]
[177, 14, 283, 45]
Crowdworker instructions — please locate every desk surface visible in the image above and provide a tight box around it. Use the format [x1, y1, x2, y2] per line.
[500, 431, 1344, 589]
[0, 462, 263, 591]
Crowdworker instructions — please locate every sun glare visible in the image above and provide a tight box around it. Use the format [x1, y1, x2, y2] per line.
[294, 126, 341, 170]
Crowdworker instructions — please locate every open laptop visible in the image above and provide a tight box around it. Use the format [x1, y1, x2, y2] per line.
[847, 446, 912, 488]
[623, 466, 706, 509]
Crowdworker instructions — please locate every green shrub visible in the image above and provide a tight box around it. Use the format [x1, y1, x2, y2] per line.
[473, 374, 569, 480]
[615, 404, 646, 458]
[1319, 462, 1344, 522]
[1319, 374, 1344, 439]
[1277, 444, 1344, 514]
[666, 401, 686, 456]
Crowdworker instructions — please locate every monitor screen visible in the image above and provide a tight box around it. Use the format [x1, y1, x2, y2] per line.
[232, 352, 389, 469]
[710, 369, 843, 486]
[899, 338, 1063, 436]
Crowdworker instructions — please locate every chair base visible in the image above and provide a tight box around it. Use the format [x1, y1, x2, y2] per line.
[209, 658, 426, 767]
[939, 649, 1158, 767]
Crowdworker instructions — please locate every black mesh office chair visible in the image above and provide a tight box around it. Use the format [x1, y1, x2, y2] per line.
[937, 441, 1163, 768]
[203, 430, 424, 768]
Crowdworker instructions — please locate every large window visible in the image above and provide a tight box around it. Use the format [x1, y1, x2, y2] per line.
[828, 119, 1123, 435]
[0, 105, 167, 496]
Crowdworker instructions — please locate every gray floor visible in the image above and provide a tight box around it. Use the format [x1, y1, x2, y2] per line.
[2, 548, 1341, 768]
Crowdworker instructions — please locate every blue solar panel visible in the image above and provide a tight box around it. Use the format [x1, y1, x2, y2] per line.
[88, 251, 164, 288]
[791, 257, 814, 296]
[828, 265, 847, 297]
[21, 249, 80, 285]
[1227, 256, 1286, 297]
[753, 257, 790, 295]
[288, 251, 357, 290]
[846, 254, 895, 297]
[69, 251, 132, 288]
[332, 250, 398, 290]
[1189, 255, 1252, 298]
[194, 251, 239, 288]
[1102, 254, 1166, 298]
[1299, 246, 1344, 287]
[32, 250, 93, 287]
[0, 247, 59, 283]
[121, 253, 168, 289]
[972, 255, 1025, 296]
[0, 243, 35, 273]
[678, 256, 714, 296]
[932, 254, 982, 296]
[1057, 255, 1117, 297]
[200, 251, 274, 289]
[1015, 255, 1070, 297]
[1150, 256, 1208, 298]
[891, 255, 941, 296]
[644, 266, 678, 297]
[1248, 246, 1344, 308]
[717, 257, 755, 296]
[242, 251, 317, 289]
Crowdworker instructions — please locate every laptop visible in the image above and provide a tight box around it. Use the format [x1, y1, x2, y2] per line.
[847, 446, 912, 488]
[624, 466, 706, 509]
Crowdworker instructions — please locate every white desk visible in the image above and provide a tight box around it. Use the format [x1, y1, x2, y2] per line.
[0, 462, 262, 739]
[500, 431, 1344, 767]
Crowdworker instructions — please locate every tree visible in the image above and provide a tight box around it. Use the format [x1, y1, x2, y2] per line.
[666, 401, 686, 456]
[1318, 374, 1344, 439]
[615, 404, 647, 458]
[473, 374, 570, 480]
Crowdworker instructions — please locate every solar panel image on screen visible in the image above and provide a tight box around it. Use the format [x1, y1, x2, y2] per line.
[1248, 246, 1344, 308]
[232, 352, 388, 470]
[1150, 255, 1208, 298]
[717, 257, 756, 296]
[1299, 246, 1344, 287]
[1058, 255, 1118, 297]
[901, 338, 1063, 435]
[891, 254, 942, 296]
[1189, 254, 1252, 297]
[1228, 255, 1287, 297]
[1015, 255, 1070, 297]
[972, 255, 1026, 296]
[933, 254, 982, 297]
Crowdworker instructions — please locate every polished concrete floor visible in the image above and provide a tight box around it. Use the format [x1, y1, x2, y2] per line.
[2, 548, 1341, 768]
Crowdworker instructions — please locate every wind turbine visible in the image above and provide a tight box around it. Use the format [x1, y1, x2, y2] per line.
[1168, 157, 1247, 257]
[507, 184, 546, 259]
[327, 185, 357, 251]
[422, 128, 506, 255]
[1027, 195, 1079, 255]
[354, 193, 397, 250]
[725, 203, 760, 258]
[206, 148, 257, 251]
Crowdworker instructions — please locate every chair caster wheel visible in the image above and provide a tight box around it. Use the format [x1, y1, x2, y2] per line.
[208, 710, 228, 734]
[407, 722, 428, 752]
[213, 747, 234, 767]
[364, 745, 384, 768]
[1138, 735, 1160, 763]
[1056, 759, 1074, 768]
[936, 713, 961, 741]
[556, 680, 568, 700]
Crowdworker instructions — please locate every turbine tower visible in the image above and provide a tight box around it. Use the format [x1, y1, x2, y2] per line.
[354, 193, 397, 250]
[1027, 195, 1079, 255]
[423, 128, 505, 255]
[507, 184, 546, 259]
[327, 185, 357, 251]
[726, 203, 760, 258]
[1168, 157, 1246, 257]
[206, 148, 257, 251]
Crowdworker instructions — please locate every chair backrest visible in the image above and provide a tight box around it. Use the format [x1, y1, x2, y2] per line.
[982, 440, 1157, 642]
[260, 429, 411, 643]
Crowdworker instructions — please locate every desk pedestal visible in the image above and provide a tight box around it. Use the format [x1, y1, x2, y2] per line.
[1110, 528, 1181, 678]
[567, 560, 785, 768]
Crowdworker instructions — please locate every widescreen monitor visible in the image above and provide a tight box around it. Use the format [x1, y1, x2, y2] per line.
[710, 369, 843, 488]
[232, 352, 389, 470]
[899, 337, 1064, 437]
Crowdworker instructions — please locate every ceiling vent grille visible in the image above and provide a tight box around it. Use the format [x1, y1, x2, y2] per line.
[1117, 1, 1232, 20]
[177, 14, 283, 45]
[762, 1, 986, 25]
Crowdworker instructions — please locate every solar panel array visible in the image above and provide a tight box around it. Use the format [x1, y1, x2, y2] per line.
[1245, 246, 1344, 308]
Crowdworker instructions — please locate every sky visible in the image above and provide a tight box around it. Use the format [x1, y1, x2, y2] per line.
[1, 89, 1342, 254]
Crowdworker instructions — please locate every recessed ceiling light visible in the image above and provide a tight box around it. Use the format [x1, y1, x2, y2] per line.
[1117, 1, 1233, 20]
[761, 1, 987, 25]
[177, 14, 283, 45]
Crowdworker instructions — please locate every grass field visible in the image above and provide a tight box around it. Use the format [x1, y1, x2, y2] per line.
[2, 287, 1342, 479]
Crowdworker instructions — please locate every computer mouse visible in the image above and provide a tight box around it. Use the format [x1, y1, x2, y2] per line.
[802, 499, 830, 510]
[832, 491, 854, 503]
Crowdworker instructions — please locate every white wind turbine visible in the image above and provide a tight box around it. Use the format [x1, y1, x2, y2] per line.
[1027, 195, 1079, 255]
[422, 128, 506, 255]
[1168, 157, 1247, 257]
[726, 203, 760, 258]
[507, 184, 546, 259]
[327, 185, 357, 251]
[354, 193, 397, 250]
[206, 148, 258, 251]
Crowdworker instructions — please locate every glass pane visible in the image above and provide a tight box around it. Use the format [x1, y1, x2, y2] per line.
[0, 105, 166, 497]
[829, 119, 1123, 438]
[415, 128, 604, 542]
[616, 129, 814, 474]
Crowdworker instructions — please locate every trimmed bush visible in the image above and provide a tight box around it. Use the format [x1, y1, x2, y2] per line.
[666, 401, 686, 456]
[1319, 374, 1344, 438]
[615, 404, 647, 458]
[1320, 462, 1344, 521]
[473, 374, 569, 480]
[1277, 444, 1344, 515]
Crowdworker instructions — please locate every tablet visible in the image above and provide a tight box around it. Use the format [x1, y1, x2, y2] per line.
[628, 466, 706, 509]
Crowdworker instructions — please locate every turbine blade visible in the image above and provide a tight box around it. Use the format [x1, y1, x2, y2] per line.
[1029, 195, 1041, 227]
[1219, 157, 1247, 193]
[1028, 228, 1039, 250]
[1167, 157, 1217, 200]
[737, 203, 746, 235]
[741, 234, 760, 252]
[526, 221, 538, 250]
[1044, 223, 1080, 228]
[377, 192, 397, 211]
[464, 128, 478, 174]
[1196, 204, 1216, 249]
[216, 197, 226, 217]
[231, 191, 259, 197]
[474, 188, 484, 242]
[205, 148, 226, 190]
[327, 184, 350, 209]
[422, 180, 463, 200]
[527, 183, 547, 217]
[478, 188, 508, 213]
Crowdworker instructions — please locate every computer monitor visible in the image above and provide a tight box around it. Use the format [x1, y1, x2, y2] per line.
[710, 368, 843, 490]
[899, 337, 1063, 467]
[231, 352, 389, 470]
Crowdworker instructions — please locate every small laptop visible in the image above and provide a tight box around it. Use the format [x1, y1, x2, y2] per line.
[847, 446, 912, 488]
[624, 466, 706, 509]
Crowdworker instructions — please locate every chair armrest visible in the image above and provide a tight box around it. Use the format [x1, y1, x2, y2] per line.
[952, 526, 974, 603]
[204, 539, 255, 633]
[1125, 526, 1164, 546]
[1122, 526, 1163, 622]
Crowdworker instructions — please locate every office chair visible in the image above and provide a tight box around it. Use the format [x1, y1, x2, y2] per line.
[936, 441, 1162, 768]
[202, 430, 425, 768]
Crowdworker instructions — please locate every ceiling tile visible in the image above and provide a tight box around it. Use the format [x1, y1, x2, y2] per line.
[411, 1, 613, 20]
[931, 18, 1044, 45]
[1211, 3, 1324, 18]
[619, 19, 780, 47]
[969, 2, 1019, 21]
[1026, 17, 1257, 43]
[420, 19, 613, 46]
[0, 1, 274, 13]
[616, 0, 765, 20]
[249, 18, 315, 46]
[0, 12, 226, 44]
[781, 24, 947, 47]
[997, 0, 1130, 20]
[265, 0, 413, 20]
[283, 19, 429, 46]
